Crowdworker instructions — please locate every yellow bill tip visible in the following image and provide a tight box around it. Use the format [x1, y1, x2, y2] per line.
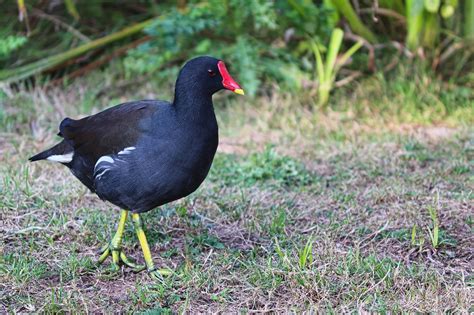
[234, 88, 245, 95]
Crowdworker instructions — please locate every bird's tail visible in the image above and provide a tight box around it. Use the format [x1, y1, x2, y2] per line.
[29, 141, 73, 162]
[29, 149, 52, 162]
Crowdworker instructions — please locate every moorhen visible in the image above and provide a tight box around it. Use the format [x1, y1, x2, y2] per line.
[29, 56, 244, 277]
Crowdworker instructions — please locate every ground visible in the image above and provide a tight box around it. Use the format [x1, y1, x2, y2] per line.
[0, 70, 473, 313]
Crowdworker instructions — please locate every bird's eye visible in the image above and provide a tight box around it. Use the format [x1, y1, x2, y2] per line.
[208, 69, 216, 77]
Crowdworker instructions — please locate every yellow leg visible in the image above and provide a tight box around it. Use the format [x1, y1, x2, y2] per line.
[98, 210, 144, 271]
[131, 213, 172, 279]
[131, 213, 155, 270]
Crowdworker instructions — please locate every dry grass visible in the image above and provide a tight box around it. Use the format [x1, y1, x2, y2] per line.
[0, 72, 473, 313]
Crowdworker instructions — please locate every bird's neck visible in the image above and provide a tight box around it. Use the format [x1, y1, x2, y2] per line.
[173, 79, 215, 122]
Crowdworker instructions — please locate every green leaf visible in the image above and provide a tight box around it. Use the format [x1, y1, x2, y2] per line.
[334, 40, 363, 77]
[64, 0, 80, 21]
[424, 0, 440, 13]
[0, 35, 27, 57]
[322, 0, 340, 27]
[325, 28, 344, 81]
[195, 39, 212, 54]
[440, 5, 455, 18]
[310, 28, 362, 106]
[311, 40, 325, 82]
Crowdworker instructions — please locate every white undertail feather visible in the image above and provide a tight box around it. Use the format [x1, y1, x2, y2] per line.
[46, 152, 74, 163]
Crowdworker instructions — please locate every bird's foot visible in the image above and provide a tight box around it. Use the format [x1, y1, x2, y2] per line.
[97, 243, 145, 272]
[148, 267, 173, 281]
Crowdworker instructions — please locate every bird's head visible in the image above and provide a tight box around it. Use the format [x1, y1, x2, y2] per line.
[179, 56, 244, 96]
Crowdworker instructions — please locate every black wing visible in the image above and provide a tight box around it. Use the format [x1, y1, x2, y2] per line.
[32, 100, 163, 191]
[60, 100, 160, 161]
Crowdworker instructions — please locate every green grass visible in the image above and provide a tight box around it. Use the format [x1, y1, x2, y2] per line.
[0, 66, 473, 312]
[209, 146, 316, 188]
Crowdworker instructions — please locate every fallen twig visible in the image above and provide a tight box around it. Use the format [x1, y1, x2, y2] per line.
[344, 31, 376, 72]
[334, 71, 363, 88]
[48, 36, 151, 86]
[32, 9, 90, 42]
[358, 8, 406, 24]
[358, 221, 390, 249]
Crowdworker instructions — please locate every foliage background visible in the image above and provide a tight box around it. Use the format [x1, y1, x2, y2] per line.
[1, 0, 473, 98]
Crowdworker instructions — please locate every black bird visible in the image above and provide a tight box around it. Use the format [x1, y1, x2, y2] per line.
[29, 56, 244, 277]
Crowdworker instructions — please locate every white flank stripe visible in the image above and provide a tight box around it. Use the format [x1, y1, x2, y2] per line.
[118, 146, 136, 155]
[95, 169, 109, 180]
[95, 156, 114, 168]
[47, 152, 74, 163]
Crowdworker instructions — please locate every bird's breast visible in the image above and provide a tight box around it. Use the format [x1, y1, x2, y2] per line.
[144, 123, 218, 194]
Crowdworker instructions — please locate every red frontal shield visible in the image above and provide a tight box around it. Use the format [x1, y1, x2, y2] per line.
[218, 61, 244, 95]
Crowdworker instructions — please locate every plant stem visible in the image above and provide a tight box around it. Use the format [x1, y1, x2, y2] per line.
[465, 0, 474, 39]
[330, 0, 377, 43]
[0, 19, 154, 83]
[406, 0, 425, 51]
